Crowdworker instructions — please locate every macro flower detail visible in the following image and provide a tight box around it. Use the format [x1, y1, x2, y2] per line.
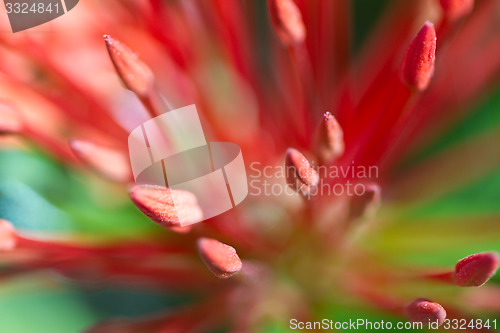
[0, 0, 499, 332]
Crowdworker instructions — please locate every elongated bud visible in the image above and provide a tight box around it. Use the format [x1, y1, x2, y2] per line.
[0, 103, 23, 135]
[349, 183, 381, 219]
[285, 148, 319, 196]
[0, 219, 17, 251]
[314, 112, 344, 164]
[129, 186, 203, 228]
[69, 139, 131, 182]
[197, 238, 242, 279]
[268, 0, 306, 46]
[401, 22, 437, 91]
[406, 298, 446, 326]
[455, 252, 499, 287]
[104, 35, 154, 98]
[439, 0, 474, 21]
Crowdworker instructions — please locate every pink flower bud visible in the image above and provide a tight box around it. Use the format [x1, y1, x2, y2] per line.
[129, 186, 203, 228]
[197, 237, 242, 279]
[285, 148, 319, 195]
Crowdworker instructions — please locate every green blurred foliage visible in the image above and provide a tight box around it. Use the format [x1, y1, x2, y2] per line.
[0, 149, 158, 238]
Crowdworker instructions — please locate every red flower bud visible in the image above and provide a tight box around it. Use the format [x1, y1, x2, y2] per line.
[401, 22, 437, 91]
[455, 252, 499, 287]
[406, 298, 447, 326]
[314, 112, 345, 165]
